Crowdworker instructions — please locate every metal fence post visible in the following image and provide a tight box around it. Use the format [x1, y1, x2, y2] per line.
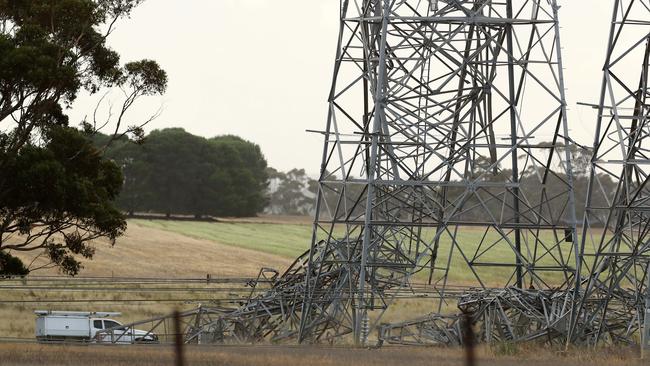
[641, 262, 650, 358]
[174, 310, 185, 366]
[462, 311, 475, 366]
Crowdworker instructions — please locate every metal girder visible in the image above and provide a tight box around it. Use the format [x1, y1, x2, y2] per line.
[641, 262, 650, 357]
[571, 0, 650, 347]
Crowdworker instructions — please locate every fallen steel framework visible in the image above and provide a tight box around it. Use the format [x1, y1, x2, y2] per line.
[379, 287, 574, 346]
[96, 0, 650, 349]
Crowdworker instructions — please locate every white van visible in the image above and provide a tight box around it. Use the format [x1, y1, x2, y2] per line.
[35, 310, 157, 343]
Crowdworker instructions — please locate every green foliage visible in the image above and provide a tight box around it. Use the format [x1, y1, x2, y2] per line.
[105, 129, 269, 217]
[122, 60, 168, 96]
[209, 135, 269, 216]
[0, 250, 28, 276]
[0, 0, 167, 153]
[0, 127, 126, 276]
[491, 341, 521, 356]
[0, 0, 164, 276]
[132, 219, 312, 259]
[0, 0, 140, 114]
[266, 168, 317, 215]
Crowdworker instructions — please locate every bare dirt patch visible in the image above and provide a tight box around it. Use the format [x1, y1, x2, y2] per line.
[218, 214, 313, 225]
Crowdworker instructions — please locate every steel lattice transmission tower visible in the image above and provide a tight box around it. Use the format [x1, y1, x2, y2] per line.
[299, 0, 579, 344]
[572, 0, 650, 346]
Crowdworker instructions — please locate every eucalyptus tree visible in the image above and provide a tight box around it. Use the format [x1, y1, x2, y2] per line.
[0, 0, 167, 275]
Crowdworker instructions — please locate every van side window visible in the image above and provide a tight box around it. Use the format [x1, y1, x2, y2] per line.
[93, 320, 103, 329]
[104, 320, 121, 329]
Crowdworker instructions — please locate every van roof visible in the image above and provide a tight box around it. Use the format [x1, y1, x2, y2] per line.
[34, 310, 121, 317]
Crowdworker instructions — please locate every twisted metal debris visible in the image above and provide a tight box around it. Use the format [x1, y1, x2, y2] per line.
[378, 313, 462, 346]
[380, 287, 574, 346]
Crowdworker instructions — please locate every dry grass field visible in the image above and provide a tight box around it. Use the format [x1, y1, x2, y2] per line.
[11, 221, 294, 277]
[1, 220, 295, 339]
[0, 217, 642, 365]
[0, 343, 645, 366]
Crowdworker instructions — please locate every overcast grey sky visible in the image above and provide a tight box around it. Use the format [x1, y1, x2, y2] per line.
[69, 1, 614, 174]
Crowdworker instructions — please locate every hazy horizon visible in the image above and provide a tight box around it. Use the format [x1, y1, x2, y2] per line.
[69, 0, 614, 176]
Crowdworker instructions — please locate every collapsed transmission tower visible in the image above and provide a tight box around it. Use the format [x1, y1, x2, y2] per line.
[94, 0, 593, 347]
[299, 0, 579, 344]
[572, 0, 650, 346]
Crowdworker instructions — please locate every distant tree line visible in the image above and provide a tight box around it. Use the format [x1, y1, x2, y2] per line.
[265, 146, 617, 226]
[97, 129, 614, 224]
[99, 128, 269, 218]
[432, 147, 613, 226]
[265, 168, 317, 215]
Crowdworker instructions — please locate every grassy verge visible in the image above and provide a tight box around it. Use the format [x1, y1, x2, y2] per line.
[0, 278, 239, 339]
[131, 219, 313, 258]
[0, 343, 644, 366]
